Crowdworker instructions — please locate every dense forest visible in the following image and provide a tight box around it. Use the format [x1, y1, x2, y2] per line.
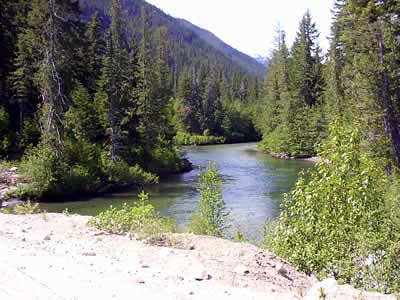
[0, 0, 263, 198]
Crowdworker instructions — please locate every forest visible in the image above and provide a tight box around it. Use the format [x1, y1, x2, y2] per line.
[0, 0, 261, 198]
[1, 0, 400, 293]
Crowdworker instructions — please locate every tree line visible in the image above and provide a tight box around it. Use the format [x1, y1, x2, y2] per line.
[257, 1, 400, 170]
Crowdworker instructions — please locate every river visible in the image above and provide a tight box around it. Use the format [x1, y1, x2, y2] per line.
[40, 143, 312, 238]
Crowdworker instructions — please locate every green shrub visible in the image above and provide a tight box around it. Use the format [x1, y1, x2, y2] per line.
[174, 131, 225, 146]
[88, 191, 175, 239]
[267, 121, 400, 293]
[1, 200, 41, 214]
[18, 143, 67, 197]
[63, 165, 98, 194]
[104, 160, 158, 185]
[258, 124, 288, 154]
[142, 135, 185, 175]
[188, 162, 230, 237]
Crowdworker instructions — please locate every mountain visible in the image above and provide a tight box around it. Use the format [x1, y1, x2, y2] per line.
[176, 19, 266, 77]
[254, 55, 269, 67]
[79, 0, 266, 78]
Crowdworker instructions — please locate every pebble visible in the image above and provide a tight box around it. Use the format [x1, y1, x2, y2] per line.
[234, 265, 250, 275]
[82, 252, 97, 256]
[193, 269, 211, 281]
[141, 264, 150, 268]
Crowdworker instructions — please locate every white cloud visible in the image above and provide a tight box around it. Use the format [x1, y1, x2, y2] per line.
[146, 0, 334, 57]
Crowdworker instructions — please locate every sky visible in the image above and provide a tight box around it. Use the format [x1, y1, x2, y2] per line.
[146, 0, 335, 58]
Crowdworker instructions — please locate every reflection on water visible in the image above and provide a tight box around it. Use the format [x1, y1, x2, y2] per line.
[40, 143, 312, 238]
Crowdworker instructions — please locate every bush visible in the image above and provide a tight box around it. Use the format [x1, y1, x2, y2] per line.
[174, 131, 225, 146]
[188, 162, 230, 237]
[266, 122, 400, 293]
[88, 191, 175, 240]
[258, 124, 288, 155]
[146, 136, 184, 174]
[13, 140, 159, 199]
[103, 158, 158, 185]
[1, 200, 41, 214]
[18, 143, 67, 197]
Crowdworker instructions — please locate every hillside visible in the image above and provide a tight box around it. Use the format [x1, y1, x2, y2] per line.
[79, 0, 266, 78]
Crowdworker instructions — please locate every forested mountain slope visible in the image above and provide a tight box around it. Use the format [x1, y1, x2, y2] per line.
[79, 0, 266, 77]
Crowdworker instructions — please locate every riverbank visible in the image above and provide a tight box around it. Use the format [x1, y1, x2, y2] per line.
[0, 156, 193, 206]
[0, 213, 394, 299]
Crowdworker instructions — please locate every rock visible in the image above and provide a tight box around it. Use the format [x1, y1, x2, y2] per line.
[276, 263, 285, 275]
[141, 264, 150, 268]
[276, 262, 292, 280]
[43, 234, 51, 241]
[82, 252, 97, 256]
[9, 167, 18, 172]
[188, 244, 195, 250]
[234, 265, 250, 275]
[193, 268, 211, 281]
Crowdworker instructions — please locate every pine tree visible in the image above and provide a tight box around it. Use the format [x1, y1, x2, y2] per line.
[29, 0, 82, 151]
[137, 7, 158, 147]
[286, 11, 325, 156]
[329, 0, 400, 171]
[85, 11, 106, 93]
[202, 67, 222, 135]
[177, 68, 201, 134]
[258, 27, 291, 153]
[94, 0, 129, 163]
[153, 26, 173, 137]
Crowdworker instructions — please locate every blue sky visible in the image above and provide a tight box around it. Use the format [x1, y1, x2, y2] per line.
[146, 0, 334, 57]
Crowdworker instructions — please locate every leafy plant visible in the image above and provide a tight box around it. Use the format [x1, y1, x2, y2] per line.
[267, 121, 400, 293]
[188, 161, 230, 237]
[88, 191, 174, 240]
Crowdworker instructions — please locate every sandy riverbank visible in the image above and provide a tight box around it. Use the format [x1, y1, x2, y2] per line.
[0, 213, 394, 299]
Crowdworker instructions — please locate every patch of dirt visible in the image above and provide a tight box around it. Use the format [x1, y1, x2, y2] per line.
[0, 213, 395, 299]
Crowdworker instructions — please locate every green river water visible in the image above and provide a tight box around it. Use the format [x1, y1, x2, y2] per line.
[40, 143, 312, 238]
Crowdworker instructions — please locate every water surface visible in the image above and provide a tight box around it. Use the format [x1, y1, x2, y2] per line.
[41, 143, 312, 237]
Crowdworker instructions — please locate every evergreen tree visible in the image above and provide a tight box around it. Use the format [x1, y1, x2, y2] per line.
[202, 67, 223, 135]
[153, 26, 173, 137]
[94, 0, 129, 163]
[137, 7, 158, 147]
[333, 0, 400, 171]
[177, 68, 201, 134]
[28, 0, 82, 151]
[85, 12, 106, 93]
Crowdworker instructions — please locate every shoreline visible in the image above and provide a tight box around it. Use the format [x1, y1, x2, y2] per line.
[0, 158, 193, 207]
